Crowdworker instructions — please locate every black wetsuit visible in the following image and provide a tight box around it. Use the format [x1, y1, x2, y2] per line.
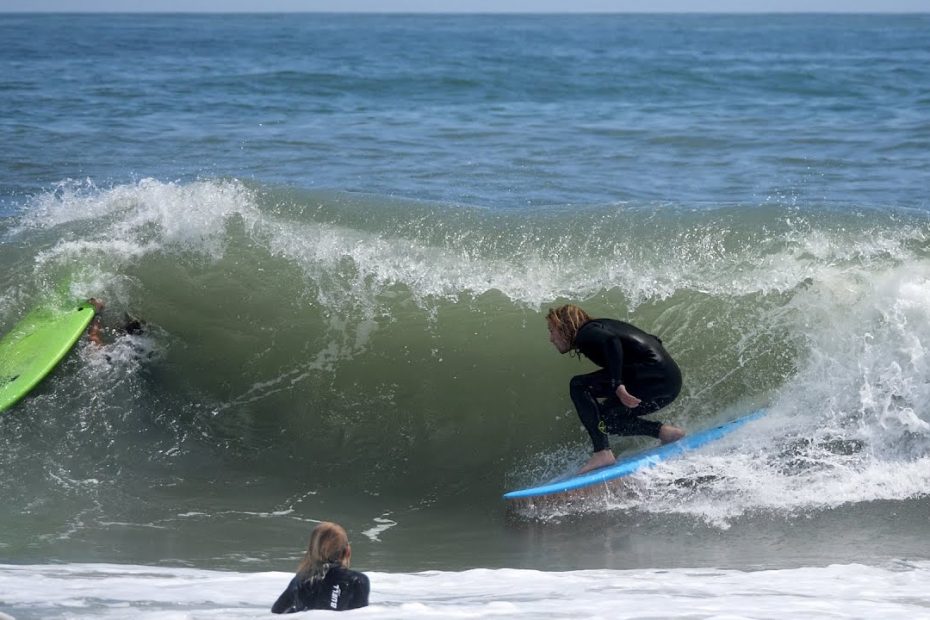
[271, 566, 370, 613]
[571, 319, 682, 452]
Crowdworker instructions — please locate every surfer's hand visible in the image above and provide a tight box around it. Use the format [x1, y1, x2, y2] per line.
[88, 298, 105, 313]
[616, 384, 641, 408]
[87, 319, 104, 346]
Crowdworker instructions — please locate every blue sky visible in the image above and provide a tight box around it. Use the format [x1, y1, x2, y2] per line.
[1, 1, 928, 12]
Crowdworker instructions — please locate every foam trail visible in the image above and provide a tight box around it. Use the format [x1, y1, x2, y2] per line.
[0, 562, 928, 619]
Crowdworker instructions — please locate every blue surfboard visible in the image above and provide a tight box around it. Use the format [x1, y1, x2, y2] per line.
[503, 408, 766, 500]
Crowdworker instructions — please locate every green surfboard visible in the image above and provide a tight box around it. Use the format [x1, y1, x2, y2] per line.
[0, 301, 96, 413]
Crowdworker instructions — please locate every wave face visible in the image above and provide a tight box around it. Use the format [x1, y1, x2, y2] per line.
[1, 179, 929, 568]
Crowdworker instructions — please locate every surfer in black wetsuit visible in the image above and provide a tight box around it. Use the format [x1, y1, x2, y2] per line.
[272, 521, 370, 613]
[547, 304, 686, 474]
[86, 298, 145, 346]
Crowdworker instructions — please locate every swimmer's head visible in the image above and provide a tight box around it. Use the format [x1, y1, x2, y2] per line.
[123, 314, 145, 335]
[297, 522, 352, 580]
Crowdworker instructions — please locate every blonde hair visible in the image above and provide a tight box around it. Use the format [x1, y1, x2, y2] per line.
[297, 522, 351, 581]
[546, 304, 592, 353]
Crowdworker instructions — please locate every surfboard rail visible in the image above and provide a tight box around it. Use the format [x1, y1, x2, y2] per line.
[503, 408, 766, 500]
[0, 301, 97, 413]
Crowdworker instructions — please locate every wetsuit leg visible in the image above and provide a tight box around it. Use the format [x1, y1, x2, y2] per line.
[601, 359, 683, 438]
[569, 369, 615, 452]
[601, 399, 668, 438]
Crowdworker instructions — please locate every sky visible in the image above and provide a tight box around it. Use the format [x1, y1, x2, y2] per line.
[1, 1, 928, 12]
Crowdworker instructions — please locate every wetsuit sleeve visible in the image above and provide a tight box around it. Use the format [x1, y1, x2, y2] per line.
[576, 322, 625, 388]
[342, 572, 371, 610]
[271, 576, 299, 614]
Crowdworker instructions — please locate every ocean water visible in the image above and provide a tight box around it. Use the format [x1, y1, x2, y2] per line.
[2, 12, 930, 619]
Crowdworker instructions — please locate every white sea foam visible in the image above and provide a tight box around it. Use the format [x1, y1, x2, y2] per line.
[12, 179, 929, 314]
[575, 262, 930, 527]
[19, 178, 262, 252]
[0, 561, 927, 619]
[360, 511, 400, 543]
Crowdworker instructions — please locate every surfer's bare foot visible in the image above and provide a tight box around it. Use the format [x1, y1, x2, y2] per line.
[658, 424, 685, 444]
[577, 449, 616, 474]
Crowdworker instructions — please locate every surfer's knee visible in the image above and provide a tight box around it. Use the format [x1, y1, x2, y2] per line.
[569, 374, 590, 396]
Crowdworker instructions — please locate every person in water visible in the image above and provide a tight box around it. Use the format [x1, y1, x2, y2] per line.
[86, 298, 145, 346]
[547, 304, 686, 474]
[271, 522, 370, 613]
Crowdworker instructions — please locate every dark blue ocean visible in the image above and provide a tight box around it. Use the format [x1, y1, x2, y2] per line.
[2, 13, 930, 619]
[3, 14, 929, 209]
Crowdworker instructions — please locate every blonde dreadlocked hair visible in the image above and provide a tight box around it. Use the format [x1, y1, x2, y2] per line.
[546, 304, 592, 354]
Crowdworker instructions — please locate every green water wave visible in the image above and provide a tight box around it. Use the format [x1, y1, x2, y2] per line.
[2, 180, 929, 501]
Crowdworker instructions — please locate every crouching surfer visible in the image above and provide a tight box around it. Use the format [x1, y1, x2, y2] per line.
[546, 304, 686, 475]
[272, 522, 370, 613]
